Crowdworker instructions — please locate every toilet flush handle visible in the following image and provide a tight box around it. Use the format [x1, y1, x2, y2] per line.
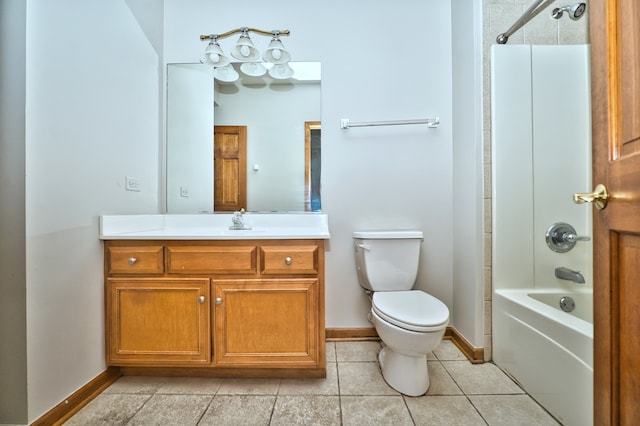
[357, 243, 371, 251]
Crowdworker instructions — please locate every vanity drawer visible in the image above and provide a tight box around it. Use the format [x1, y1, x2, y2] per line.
[107, 245, 164, 275]
[167, 245, 257, 274]
[260, 245, 319, 275]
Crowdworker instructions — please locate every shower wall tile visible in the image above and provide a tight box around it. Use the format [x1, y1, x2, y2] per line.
[484, 267, 492, 301]
[483, 199, 492, 234]
[484, 301, 492, 334]
[483, 130, 492, 165]
[559, 16, 590, 44]
[524, 14, 559, 45]
[483, 164, 492, 198]
[483, 233, 492, 268]
[490, 4, 525, 45]
[484, 335, 493, 362]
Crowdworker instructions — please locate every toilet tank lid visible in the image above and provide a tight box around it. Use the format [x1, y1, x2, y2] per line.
[352, 230, 423, 239]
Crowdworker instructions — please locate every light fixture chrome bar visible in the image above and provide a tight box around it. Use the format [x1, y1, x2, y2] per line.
[200, 28, 290, 41]
[496, 0, 556, 44]
[340, 117, 440, 129]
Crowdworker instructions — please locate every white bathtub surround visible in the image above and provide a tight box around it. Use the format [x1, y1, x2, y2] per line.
[99, 213, 330, 240]
[491, 45, 592, 426]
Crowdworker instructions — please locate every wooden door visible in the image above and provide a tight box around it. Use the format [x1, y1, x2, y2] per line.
[212, 279, 320, 367]
[590, 0, 640, 423]
[106, 278, 211, 365]
[304, 121, 321, 212]
[214, 126, 247, 211]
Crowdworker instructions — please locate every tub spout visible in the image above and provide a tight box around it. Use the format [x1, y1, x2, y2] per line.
[555, 267, 585, 284]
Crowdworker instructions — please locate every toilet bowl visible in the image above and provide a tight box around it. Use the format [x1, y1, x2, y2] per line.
[353, 231, 450, 396]
[371, 290, 448, 396]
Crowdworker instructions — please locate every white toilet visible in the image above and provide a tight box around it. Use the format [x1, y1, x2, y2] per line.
[353, 230, 449, 396]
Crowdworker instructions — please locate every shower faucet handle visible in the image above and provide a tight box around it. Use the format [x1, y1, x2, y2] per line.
[563, 233, 590, 243]
[545, 222, 590, 253]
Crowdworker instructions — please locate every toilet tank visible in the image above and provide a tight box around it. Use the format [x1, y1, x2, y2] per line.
[353, 230, 423, 291]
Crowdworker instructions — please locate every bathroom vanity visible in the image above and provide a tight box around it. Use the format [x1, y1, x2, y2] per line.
[100, 214, 329, 378]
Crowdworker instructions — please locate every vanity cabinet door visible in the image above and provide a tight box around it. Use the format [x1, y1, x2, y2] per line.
[106, 278, 211, 366]
[212, 278, 320, 368]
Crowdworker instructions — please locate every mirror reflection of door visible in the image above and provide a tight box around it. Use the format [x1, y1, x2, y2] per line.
[304, 121, 321, 212]
[214, 125, 247, 211]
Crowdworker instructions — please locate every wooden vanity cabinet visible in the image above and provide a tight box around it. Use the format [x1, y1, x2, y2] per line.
[103, 239, 325, 377]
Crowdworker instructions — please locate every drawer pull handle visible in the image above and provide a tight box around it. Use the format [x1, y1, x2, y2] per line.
[284, 256, 293, 265]
[199, 296, 206, 304]
[215, 297, 222, 305]
[128, 257, 137, 265]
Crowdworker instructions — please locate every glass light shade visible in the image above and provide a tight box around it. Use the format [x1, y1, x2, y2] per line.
[240, 62, 267, 77]
[213, 64, 240, 82]
[268, 63, 294, 79]
[263, 38, 291, 64]
[202, 41, 230, 67]
[231, 35, 261, 62]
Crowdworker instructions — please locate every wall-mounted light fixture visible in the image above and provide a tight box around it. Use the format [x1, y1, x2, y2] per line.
[200, 27, 292, 82]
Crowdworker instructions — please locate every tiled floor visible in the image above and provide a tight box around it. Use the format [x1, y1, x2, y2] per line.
[64, 340, 560, 425]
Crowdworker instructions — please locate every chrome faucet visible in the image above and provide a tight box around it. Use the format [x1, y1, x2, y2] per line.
[555, 267, 585, 284]
[229, 209, 252, 230]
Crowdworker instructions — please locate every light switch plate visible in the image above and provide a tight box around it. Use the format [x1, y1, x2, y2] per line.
[125, 176, 141, 192]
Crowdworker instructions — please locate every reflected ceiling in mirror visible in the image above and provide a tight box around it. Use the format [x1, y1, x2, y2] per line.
[166, 62, 321, 214]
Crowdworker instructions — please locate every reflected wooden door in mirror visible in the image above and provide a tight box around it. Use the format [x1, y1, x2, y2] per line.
[305, 121, 321, 211]
[214, 125, 246, 211]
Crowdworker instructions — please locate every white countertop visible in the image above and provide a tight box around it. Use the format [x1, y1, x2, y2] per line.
[99, 213, 330, 240]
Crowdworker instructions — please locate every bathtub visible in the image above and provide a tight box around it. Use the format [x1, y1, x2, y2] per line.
[493, 288, 593, 426]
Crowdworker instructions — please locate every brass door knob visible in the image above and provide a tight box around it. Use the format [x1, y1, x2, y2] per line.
[573, 184, 608, 210]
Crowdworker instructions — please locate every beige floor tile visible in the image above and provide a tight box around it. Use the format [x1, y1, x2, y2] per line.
[335, 341, 381, 362]
[217, 377, 281, 395]
[442, 361, 524, 395]
[341, 395, 413, 426]
[426, 361, 463, 395]
[127, 394, 211, 426]
[156, 376, 222, 395]
[433, 340, 468, 361]
[338, 362, 399, 396]
[102, 375, 166, 395]
[271, 395, 341, 425]
[405, 395, 487, 426]
[279, 362, 339, 395]
[63, 393, 150, 426]
[469, 394, 561, 425]
[198, 395, 275, 426]
[326, 341, 337, 362]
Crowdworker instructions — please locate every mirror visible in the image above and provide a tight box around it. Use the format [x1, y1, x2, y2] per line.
[166, 62, 321, 213]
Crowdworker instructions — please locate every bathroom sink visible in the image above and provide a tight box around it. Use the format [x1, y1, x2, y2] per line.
[99, 213, 330, 240]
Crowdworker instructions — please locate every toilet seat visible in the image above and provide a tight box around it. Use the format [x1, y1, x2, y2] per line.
[372, 291, 449, 332]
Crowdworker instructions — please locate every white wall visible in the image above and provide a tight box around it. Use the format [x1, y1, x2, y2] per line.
[164, 0, 455, 328]
[0, 0, 28, 423]
[451, 0, 485, 346]
[24, 0, 162, 421]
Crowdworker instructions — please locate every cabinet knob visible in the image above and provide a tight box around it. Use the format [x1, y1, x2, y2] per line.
[215, 297, 222, 305]
[199, 295, 206, 304]
[128, 257, 137, 265]
[284, 256, 292, 265]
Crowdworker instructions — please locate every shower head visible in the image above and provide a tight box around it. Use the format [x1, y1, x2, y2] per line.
[552, 3, 587, 20]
